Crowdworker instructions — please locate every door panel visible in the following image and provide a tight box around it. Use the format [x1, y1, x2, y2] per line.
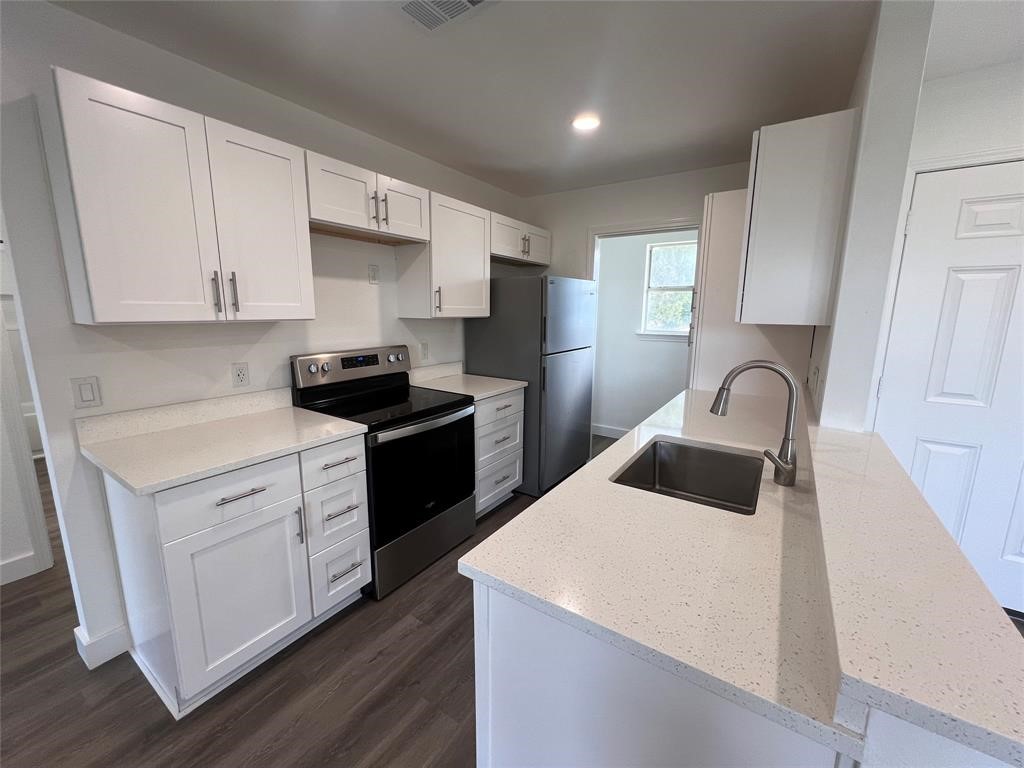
[876, 160, 1024, 611]
[431, 193, 490, 317]
[491, 214, 526, 259]
[543, 277, 597, 354]
[306, 152, 377, 230]
[540, 347, 594, 491]
[206, 119, 314, 320]
[54, 68, 222, 322]
[163, 497, 312, 698]
[378, 177, 430, 241]
[525, 225, 552, 265]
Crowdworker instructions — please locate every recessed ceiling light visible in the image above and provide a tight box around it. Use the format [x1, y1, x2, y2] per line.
[572, 113, 601, 132]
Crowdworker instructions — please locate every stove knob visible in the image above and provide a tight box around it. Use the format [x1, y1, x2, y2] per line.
[307, 363, 319, 375]
[387, 354, 397, 363]
[397, 352, 405, 362]
[320, 361, 332, 373]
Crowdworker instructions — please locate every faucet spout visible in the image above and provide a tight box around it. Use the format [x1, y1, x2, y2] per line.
[709, 360, 799, 487]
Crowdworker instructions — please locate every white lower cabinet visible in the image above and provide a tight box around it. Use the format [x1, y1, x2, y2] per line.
[309, 528, 372, 617]
[102, 434, 368, 718]
[473, 389, 525, 516]
[163, 496, 312, 699]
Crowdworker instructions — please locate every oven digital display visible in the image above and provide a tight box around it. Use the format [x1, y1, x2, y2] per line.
[341, 354, 379, 370]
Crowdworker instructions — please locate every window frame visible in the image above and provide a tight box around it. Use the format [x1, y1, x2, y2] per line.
[639, 239, 697, 338]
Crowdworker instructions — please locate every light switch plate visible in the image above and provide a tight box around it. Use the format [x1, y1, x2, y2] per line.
[368, 264, 380, 285]
[71, 376, 101, 409]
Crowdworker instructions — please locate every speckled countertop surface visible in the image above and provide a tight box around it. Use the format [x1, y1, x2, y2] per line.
[809, 426, 1024, 767]
[79, 407, 365, 496]
[459, 389, 862, 756]
[415, 373, 527, 401]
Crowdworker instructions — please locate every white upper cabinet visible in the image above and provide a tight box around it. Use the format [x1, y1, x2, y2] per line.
[489, 213, 551, 265]
[377, 176, 430, 241]
[206, 119, 314, 321]
[306, 152, 430, 243]
[54, 68, 223, 323]
[397, 193, 490, 318]
[737, 108, 857, 325]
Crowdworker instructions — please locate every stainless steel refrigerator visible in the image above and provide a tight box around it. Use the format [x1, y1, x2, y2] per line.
[465, 276, 596, 496]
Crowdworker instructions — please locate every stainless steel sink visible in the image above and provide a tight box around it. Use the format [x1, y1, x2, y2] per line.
[612, 440, 764, 515]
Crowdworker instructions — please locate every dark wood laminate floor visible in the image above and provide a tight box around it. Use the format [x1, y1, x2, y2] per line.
[1, 460, 531, 767]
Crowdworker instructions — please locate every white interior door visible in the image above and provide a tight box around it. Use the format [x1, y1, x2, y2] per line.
[306, 152, 377, 231]
[876, 161, 1023, 611]
[431, 193, 490, 317]
[54, 68, 223, 322]
[206, 119, 314, 321]
[163, 497, 312, 698]
[378, 176, 430, 241]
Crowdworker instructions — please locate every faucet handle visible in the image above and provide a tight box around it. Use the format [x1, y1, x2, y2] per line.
[764, 448, 797, 487]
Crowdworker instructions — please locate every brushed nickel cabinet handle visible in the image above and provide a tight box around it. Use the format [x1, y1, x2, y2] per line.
[382, 193, 390, 225]
[434, 287, 442, 313]
[525, 235, 531, 256]
[494, 435, 511, 445]
[295, 507, 305, 544]
[494, 474, 511, 486]
[324, 503, 360, 522]
[496, 403, 513, 411]
[229, 271, 240, 312]
[371, 191, 379, 223]
[322, 456, 358, 471]
[212, 270, 223, 313]
[215, 486, 267, 506]
[521, 234, 528, 256]
[330, 560, 364, 583]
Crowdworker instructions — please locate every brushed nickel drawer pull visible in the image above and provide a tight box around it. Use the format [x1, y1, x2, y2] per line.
[324, 503, 360, 522]
[322, 456, 358, 471]
[215, 486, 267, 506]
[494, 474, 511, 486]
[330, 560, 364, 583]
[494, 435, 512, 445]
[496, 403, 513, 411]
[295, 507, 305, 544]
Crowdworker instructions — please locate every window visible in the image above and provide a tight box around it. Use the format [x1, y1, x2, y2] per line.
[641, 239, 697, 336]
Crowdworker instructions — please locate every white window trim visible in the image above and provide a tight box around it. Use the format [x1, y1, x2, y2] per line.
[640, 240, 695, 337]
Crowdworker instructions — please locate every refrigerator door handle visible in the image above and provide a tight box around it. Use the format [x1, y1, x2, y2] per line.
[541, 365, 546, 392]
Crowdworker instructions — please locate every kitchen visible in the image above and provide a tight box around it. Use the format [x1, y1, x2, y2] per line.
[1, 1, 1022, 766]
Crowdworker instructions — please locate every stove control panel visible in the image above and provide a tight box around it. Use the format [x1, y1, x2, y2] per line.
[291, 345, 411, 388]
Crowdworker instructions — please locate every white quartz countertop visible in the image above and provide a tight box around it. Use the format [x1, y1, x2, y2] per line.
[459, 389, 859, 756]
[79, 406, 365, 496]
[415, 374, 527, 401]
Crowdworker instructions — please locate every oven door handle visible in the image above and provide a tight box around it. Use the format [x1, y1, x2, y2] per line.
[367, 405, 475, 446]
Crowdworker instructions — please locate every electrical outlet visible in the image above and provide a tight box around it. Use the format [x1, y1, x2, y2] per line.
[368, 264, 380, 285]
[419, 341, 429, 360]
[231, 362, 250, 388]
[70, 376, 101, 409]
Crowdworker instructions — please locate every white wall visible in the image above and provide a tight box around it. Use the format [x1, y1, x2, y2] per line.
[815, 1, 934, 430]
[525, 163, 750, 279]
[0, 1, 529, 664]
[593, 231, 694, 435]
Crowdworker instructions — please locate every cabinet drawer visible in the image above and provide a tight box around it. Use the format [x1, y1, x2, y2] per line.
[303, 472, 368, 556]
[476, 449, 523, 513]
[476, 412, 523, 471]
[155, 455, 301, 543]
[309, 528, 372, 617]
[475, 389, 524, 427]
[300, 435, 366, 491]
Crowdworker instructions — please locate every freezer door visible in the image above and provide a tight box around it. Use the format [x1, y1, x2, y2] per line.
[539, 346, 594, 492]
[543, 277, 597, 354]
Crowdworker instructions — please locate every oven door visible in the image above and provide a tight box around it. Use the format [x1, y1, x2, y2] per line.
[365, 405, 476, 550]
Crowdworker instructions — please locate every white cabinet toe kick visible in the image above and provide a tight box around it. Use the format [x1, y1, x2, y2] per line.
[102, 436, 369, 719]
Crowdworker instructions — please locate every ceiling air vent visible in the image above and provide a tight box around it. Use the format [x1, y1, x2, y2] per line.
[401, 0, 486, 31]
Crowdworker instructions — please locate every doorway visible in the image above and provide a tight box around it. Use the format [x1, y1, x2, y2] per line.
[591, 226, 698, 451]
[875, 160, 1023, 611]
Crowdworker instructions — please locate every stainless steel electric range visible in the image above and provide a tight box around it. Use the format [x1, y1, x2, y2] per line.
[291, 345, 476, 599]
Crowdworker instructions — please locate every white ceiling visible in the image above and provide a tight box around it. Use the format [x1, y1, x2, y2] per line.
[925, 1, 1024, 81]
[57, 1, 877, 196]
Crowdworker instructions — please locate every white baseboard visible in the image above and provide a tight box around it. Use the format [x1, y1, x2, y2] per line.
[592, 424, 629, 439]
[0, 550, 47, 585]
[74, 623, 131, 669]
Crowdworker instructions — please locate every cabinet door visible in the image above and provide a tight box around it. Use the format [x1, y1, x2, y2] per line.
[431, 193, 490, 317]
[206, 119, 315, 321]
[163, 497, 312, 699]
[525, 225, 551, 265]
[53, 68, 223, 323]
[491, 213, 526, 260]
[378, 176, 430, 241]
[306, 152, 378, 231]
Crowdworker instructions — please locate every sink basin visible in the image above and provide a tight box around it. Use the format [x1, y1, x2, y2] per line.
[612, 439, 764, 515]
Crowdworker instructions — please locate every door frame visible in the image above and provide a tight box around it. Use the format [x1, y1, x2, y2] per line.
[868, 146, 1024, 432]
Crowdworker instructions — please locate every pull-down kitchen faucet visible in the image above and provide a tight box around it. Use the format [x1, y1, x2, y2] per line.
[709, 360, 799, 487]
